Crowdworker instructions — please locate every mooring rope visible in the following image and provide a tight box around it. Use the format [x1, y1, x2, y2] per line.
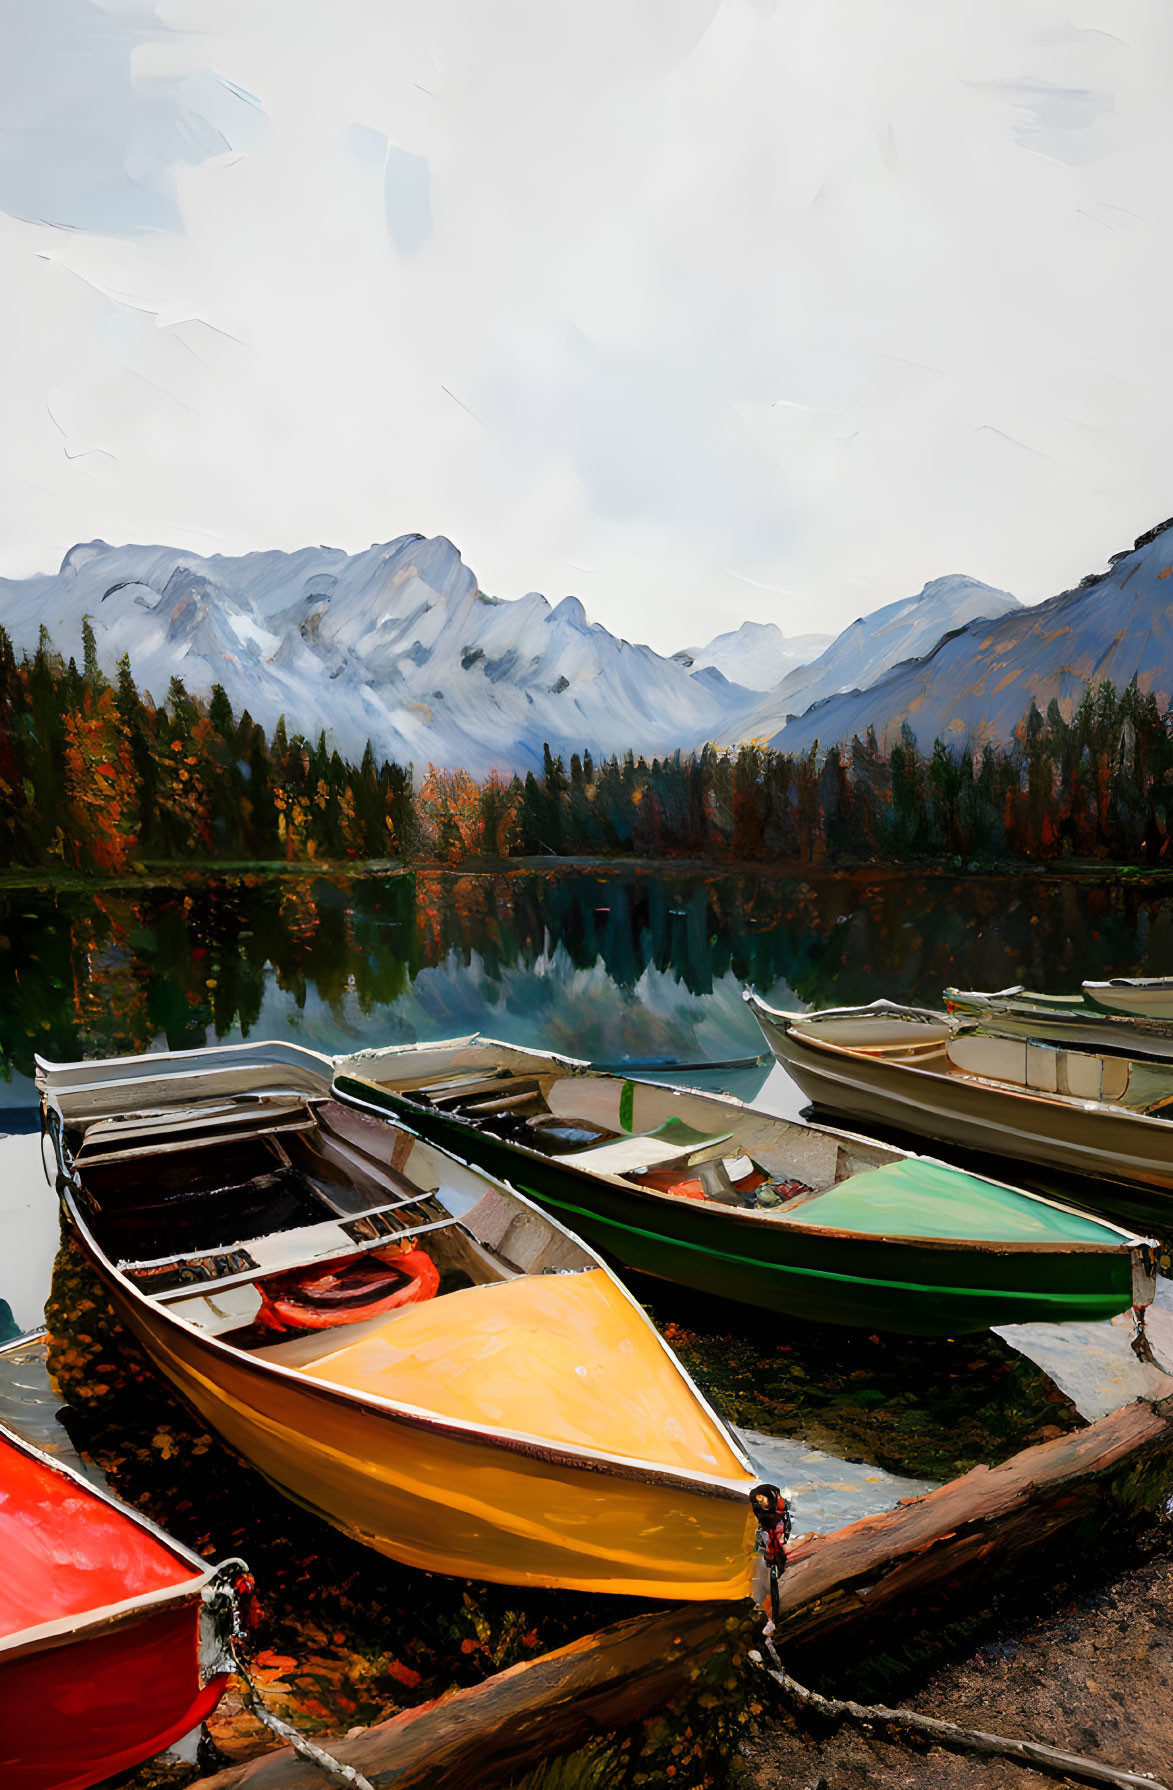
[233, 1658, 376, 1790]
[750, 1641, 1166, 1790]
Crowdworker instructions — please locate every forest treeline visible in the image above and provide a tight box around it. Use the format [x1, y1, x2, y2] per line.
[3, 620, 1173, 874]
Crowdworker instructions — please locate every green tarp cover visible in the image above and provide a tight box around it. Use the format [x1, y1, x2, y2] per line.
[784, 1157, 1122, 1244]
[645, 1117, 733, 1150]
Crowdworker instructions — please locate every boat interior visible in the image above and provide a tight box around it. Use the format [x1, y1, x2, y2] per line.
[338, 1045, 1138, 1248]
[789, 1009, 1173, 1117]
[336, 1040, 905, 1217]
[56, 1080, 748, 1475]
[66, 1091, 594, 1338]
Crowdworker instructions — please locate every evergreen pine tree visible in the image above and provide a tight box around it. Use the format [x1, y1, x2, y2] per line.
[81, 615, 107, 691]
[208, 684, 235, 737]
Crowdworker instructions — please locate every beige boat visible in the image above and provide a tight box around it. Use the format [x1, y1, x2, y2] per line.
[745, 992, 1173, 1199]
[943, 985, 1173, 1061]
[38, 1042, 759, 1601]
[1084, 977, 1173, 1020]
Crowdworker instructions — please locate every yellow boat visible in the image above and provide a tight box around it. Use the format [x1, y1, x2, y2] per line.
[38, 1043, 758, 1600]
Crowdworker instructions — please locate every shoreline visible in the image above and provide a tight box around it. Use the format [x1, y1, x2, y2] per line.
[3, 853, 1173, 892]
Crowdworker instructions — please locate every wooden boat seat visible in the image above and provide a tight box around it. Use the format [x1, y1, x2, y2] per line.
[76, 1095, 314, 1160]
[417, 1076, 545, 1112]
[850, 1041, 951, 1062]
[120, 1208, 460, 1302]
[558, 1119, 735, 1178]
[945, 1034, 1131, 1102]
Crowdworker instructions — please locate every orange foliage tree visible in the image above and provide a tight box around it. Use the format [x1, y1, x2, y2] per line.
[62, 689, 139, 873]
[416, 765, 483, 862]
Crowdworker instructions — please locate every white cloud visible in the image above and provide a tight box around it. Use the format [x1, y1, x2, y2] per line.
[1, 0, 1172, 650]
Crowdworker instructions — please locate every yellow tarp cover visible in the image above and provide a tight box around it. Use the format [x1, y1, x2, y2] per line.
[301, 1268, 748, 1480]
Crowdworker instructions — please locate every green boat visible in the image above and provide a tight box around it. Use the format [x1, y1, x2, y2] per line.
[330, 1037, 1155, 1335]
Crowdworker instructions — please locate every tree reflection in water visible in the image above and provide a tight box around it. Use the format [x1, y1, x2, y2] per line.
[5, 864, 1173, 1085]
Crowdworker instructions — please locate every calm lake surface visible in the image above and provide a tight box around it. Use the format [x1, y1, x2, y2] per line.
[7, 860, 1173, 1098]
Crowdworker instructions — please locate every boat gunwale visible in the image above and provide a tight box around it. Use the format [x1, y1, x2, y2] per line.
[0, 1420, 220, 1664]
[942, 986, 1173, 1059]
[0, 1576, 216, 1667]
[947, 983, 1168, 1018]
[1086, 977, 1173, 993]
[47, 1076, 757, 1498]
[35, 1038, 339, 1083]
[330, 1071, 1147, 1259]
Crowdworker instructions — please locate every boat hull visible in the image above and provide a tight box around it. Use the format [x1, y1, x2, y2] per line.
[1085, 979, 1173, 1019]
[74, 1219, 755, 1602]
[333, 1079, 1136, 1336]
[1, 1602, 226, 1790]
[751, 1002, 1173, 1200]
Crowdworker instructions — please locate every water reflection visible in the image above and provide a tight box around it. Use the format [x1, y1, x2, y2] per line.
[6, 864, 1173, 1096]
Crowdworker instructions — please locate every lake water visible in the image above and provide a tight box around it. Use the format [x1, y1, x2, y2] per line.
[4, 862, 1173, 1529]
[8, 860, 1173, 1098]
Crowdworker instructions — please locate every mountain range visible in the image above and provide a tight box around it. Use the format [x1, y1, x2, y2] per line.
[771, 519, 1173, 757]
[0, 534, 1017, 776]
[722, 575, 1020, 746]
[9, 521, 1164, 776]
[0, 535, 755, 779]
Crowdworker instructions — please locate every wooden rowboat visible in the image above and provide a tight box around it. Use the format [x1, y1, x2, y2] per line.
[746, 990, 1173, 1202]
[37, 1045, 759, 1601]
[323, 1036, 1153, 1336]
[1084, 976, 1173, 1019]
[0, 1420, 241, 1790]
[944, 984, 1173, 1060]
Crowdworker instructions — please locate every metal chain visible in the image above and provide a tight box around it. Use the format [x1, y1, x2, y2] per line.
[233, 1655, 377, 1790]
[1132, 1303, 1158, 1366]
[199, 1561, 375, 1790]
[751, 1643, 1166, 1790]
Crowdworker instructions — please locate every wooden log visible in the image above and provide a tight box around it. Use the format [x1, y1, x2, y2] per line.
[198, 1599, 748, 1790]
[198, 1392, 1173, 1790]
[773, 1390, 1173, 1653]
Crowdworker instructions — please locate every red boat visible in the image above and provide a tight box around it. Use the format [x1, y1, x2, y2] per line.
[0, 1422, 244, 1790]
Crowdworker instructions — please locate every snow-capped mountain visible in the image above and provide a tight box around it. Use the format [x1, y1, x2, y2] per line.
[722, 575, 1021, 746]
[0, 535, 756, 778]
[768, 520, 1173, 755]
[673, 620, 832, 693]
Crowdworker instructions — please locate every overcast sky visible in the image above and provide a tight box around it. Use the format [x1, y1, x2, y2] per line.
[2, 0, 1171, 650]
